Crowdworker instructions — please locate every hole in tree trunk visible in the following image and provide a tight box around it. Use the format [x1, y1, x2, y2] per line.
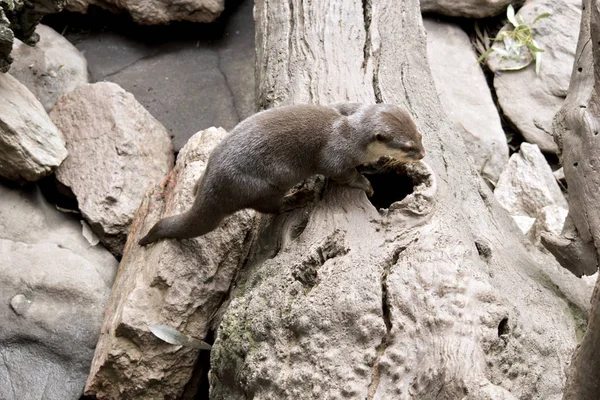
[358, 161, 419, 210]
[498, 317, 510, 337]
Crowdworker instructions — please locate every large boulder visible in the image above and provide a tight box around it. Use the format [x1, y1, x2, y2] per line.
[66, 0, 224, 25]
[0, 182, 118, 400]
[494, 142, 568, 222]
[421, 0, 512, 18]
[489, 0, 581, 153]
[10, 24, 89, 111]
[0, 72, 67, 182]
[51, 82, 174, 256]
[84, 127, 255, 399]
[424, 18, 508, 183]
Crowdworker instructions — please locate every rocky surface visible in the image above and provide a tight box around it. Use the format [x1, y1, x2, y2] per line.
[66, 0, 224, 25]
[0, 182, 118, 400]
[0, 72, 67, 182]
[489, 0, 582, 153]
[84, 127, 255, 399]
[424, 18, 508, 183]
[10, 24, 89, 111]
[46, 0, 255, 151]
[51, 82, 174, 256]
[420, 0, 512, 18]
[495, 143, 568, 231]
[0, 0, 66, 72]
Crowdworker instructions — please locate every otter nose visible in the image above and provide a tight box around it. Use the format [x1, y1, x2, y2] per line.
[414, 148, 425, 160]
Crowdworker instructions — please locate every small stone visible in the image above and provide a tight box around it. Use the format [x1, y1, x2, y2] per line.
[10, 294, 32, 316]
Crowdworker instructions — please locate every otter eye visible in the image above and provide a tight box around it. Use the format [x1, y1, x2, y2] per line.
[376, 133, 389, 142]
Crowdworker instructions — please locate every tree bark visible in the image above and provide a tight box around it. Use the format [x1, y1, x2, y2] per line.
[209, 1, 592, 399]
[540, 0, 600, 398]
[541, 0, 600, 277]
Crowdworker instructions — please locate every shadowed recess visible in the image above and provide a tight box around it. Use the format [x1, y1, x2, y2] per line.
[359, 162, 416, 209]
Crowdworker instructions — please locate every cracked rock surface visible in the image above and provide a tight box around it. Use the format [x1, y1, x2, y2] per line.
[420, 0, 512, 18]
[0, 182, 117, 400]
[46, 0, 255, 151]
[51, 82, 174, 257]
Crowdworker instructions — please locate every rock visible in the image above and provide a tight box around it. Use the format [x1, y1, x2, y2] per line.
[84, 127, 255, 399]
[67, 0, 256, 151]
[424, 18, 508, 183]
[494, 143, 568, 219]
[489, 0, 582, 153]
[0, 182, 118, 400]
[0, 72, 67, 182]
[66, 0, 224, 25]
[420, 0, 512, 18]
[0, 0, 66, 72]
[553, 167, 565, 184]
[10, 24, 89, 112]
[50, 82, 174, 257]
[528, 205, 569, 245]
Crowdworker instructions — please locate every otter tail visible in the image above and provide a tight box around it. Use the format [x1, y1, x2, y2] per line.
[138, 213, 191, 246]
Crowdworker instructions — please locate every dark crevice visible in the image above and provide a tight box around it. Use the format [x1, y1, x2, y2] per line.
[475, 240, 492, 262]
[366, 246, 407, 399]
[361, 0, 382, 103]
[358, 163, 416, 210]
[498, 317, 509, 337]
[37, 174, 79, 212]
[188, 329, 215, 400]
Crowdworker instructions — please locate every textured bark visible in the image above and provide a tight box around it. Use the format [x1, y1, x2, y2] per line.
[541, 0, 600, 398]
[541, 0, 600, 278]
[209, 1, 591, 399]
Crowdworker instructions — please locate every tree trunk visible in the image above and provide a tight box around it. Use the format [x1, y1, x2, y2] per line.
[540, 0, 600, 398]
[209, 1, 592, 399]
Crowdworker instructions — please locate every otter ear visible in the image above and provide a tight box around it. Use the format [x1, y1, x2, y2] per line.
[375, 132, 391, 142]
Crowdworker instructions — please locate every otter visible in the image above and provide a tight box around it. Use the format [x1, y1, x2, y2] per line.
[139, 103, 425, 246]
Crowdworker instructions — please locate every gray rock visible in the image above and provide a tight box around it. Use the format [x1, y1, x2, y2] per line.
[10, 24, 89, 111]
[424, 18, 508, 183]
[421, 0, 512, 18]
[84, 127, 255, 399]
[51, 82, 174, 256]
[69, 0, 255, 151]
[0, 182, 118, 400]
[490, 0, 582, 153]
[0, 72, 67, 182]
[66, 0, 224, 24]
[494, 143, 568, 219]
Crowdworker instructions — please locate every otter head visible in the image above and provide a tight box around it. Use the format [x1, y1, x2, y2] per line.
[364, 107, 425, 163]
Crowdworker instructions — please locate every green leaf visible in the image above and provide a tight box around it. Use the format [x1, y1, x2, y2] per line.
[506, 4, 519, 28]
[533, 12, 551, 24]
[477, 48, 494, 63]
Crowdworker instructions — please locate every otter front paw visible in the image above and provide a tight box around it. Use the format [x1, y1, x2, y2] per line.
[351, 174, 374, 197]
